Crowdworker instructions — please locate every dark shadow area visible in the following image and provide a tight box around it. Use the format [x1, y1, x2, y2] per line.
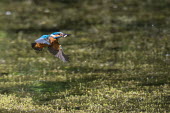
[29, 81, 70, 94]
[163, 95, 170, 103]
[117, 73, 169, 85]
[33, 0, 80, 4]
[2, 0, 80, 4]
[0, 81, 70, 101]
[63, 66, 121, 74]
[0, 72, 8, 76]
[0, 108, 22, 113]
[0, 88, 13, 94]
[0, 108, 53, 113]
[0, 73, 101, 102]
[0, 78, 9, 83]
[9, 27, 60, 34]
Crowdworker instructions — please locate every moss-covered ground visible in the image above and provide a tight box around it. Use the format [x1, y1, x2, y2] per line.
[0, 0, 169, 112]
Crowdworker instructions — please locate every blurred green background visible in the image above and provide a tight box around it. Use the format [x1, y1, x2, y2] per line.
[0, 0, 169, 112]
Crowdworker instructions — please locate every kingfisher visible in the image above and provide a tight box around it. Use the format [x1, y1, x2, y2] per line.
[31, 32, 71, 62]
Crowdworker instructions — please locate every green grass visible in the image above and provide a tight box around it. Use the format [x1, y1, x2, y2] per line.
[0, 0, 170, 112]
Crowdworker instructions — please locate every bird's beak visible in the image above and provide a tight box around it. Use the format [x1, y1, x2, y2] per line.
[63, 34, 71, 37]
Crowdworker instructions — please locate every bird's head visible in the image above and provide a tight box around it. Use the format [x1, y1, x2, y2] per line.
[50, 32, 71, 38]
[50, 32, 63, 37]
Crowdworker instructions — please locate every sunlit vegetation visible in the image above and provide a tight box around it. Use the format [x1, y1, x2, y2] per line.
[0, 0, 169, 112]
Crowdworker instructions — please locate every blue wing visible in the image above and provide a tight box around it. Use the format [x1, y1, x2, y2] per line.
[35, 38, 50, 45]
[35, 35, 50, 45]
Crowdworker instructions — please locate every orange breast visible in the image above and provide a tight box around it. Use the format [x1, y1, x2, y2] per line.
[35, 43, 48, 48]
[49, 37, 61, 50]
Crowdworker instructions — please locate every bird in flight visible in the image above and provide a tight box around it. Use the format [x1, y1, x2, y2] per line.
[31, 32, 70, 62]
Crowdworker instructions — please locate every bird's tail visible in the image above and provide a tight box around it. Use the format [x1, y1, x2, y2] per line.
[31, 43, 43, 51]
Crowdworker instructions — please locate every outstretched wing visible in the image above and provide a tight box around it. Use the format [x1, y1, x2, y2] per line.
[48, 46, 58, 55]
[55, 49, 69, 62]
[35, 38, 50, 45]
[48, 47, 69, 62]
